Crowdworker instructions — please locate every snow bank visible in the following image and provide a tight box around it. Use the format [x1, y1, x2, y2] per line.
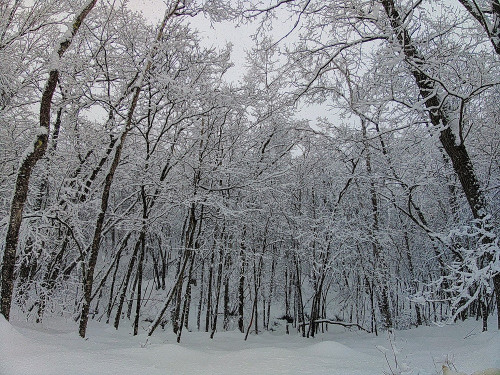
[1, 317, 499, 375]
[0, 316, 40, 375]
[0, 315, 32, 351]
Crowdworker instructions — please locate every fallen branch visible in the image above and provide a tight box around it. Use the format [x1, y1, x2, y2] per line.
[299, 319, 370, 333]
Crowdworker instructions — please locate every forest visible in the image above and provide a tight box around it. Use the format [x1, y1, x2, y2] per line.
[0, 0, 499, 350]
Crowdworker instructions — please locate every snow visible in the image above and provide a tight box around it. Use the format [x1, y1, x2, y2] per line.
[1, 316, 499, 375]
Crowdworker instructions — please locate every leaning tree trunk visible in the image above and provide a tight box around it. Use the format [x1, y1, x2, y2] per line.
[381, 0, 500, 330]
[79, 125, 131, 338]
[0, 0, 98, 322]
[106, 247, 123, 324]
[458, 0, 500, 55]
[78, 2, 183, 338]
[18, 107, 62, 291]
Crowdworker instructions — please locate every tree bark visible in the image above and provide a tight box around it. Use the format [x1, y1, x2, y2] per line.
[361, 119, 392, 331]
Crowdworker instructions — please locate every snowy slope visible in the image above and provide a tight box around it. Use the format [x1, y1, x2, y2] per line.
[1, 316, 498, 375]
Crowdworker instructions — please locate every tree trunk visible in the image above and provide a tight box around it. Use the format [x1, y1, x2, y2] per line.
[18, 107, 62, 289]
[79, 110, 133, 338]
[381, 0, 499, 329]
[205, 247, 215, 332]
[176, 252, 195, 343]
[294, 254, 306, 337]
[361, 119, 392, 331]
[106, 250, 122, 324]
[79, 0, 182, 338]
[244, 292, 258, 341]
[127, 267, 138, 320]
[197, 258, 204, 331]
[113, 238, 140, 330]
[133, 232, 146, 336]
[1, 0, 98, 321]
[266, 254, 276, 331]
[147, 245, 192, 336]
[210, 244, 225, 339]
[284, 265, 290, 335]
[223, 271, 230, 331]
[238, 242, 246, 333]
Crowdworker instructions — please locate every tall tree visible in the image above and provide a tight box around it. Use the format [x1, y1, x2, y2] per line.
[1, 0, 98, 321]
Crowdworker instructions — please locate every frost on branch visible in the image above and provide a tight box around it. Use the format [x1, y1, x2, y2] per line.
[421, 216, 499, 323]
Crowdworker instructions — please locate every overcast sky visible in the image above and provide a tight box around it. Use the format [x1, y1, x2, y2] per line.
[126, 0, 254, 82]
[125, 0, 331, 123]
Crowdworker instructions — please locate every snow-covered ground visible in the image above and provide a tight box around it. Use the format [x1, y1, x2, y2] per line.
[1, 316, 499, 375]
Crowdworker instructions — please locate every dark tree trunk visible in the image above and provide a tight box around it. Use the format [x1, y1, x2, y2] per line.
[147, 246, 192, 336]
[284, 265, 290, 335]
[160, 241, 167, 290]
[114, 238, 141, 330]
[37, 233, 69, 322]
[79, 0, 182, 337]
[1, 0, 98, 321]
[223, 271, 230, 331]
[18, 107, 62, 290]
[133, 232, 146, 336]
[79, 86, 139, 338]
[173, 204, 198, 335]
[238, 243, 246, 333]
[494, 277, 500, 330]
[244, 292, 258, 341]
[205, 247, 215, 332]
[183, 255, 196, 330]
[266, 255, 276, 331]
[361, 119, 392, 331]
[106, 249, 122, 324]
[210, 244, 225, 339]
[294, 254, 306, 337]
[381, 0, 499, 330]
[127, 267, 138, 321]
[197, 258, 204, 331]
[176, 252, 195, 343]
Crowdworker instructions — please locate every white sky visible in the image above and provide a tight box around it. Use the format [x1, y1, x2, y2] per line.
[125, 0, 332, 123]
[126, 0, 254, 83]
